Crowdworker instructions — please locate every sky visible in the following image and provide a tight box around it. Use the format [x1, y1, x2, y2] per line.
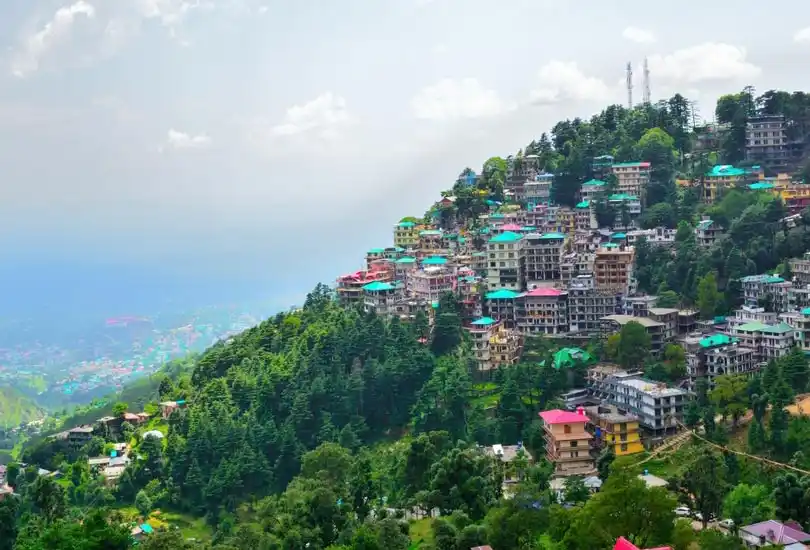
[0, 0, 809, 317]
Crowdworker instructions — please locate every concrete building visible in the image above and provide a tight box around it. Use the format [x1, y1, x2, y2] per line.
[408, 266, 455, 303]
[518, 287, 569, 335]
[67, 426, 94, 448]
[362, 281, 404, 314]
[485, 288, 522, 328]
[466, 317, 520, 373]
[393, 256, 418, 282]
[538, 408, 595, 477]
[607, 194, 642, 229]
[594, 244, 635, 294]
[524, 232, 565, 286]
[393, 221, 420, 249]
[611, 161, 651, 202]
[741, 274, 787, 307]
[731, 320, 796, 364]
[684, 333, 758, 391]
[746, 114, 807, 173]
[626, 227, 676, 247]
[486, 231, 526, 291]
[727, 305, 779, 331]
[590, 370, 686, 434]
[648, 308, 679, 341]
[600, 315, 666, 356]
[581, 179, 607, 201]
[568, 275, 622, 334]
[337, 264, 393, 305]
[575, 201, 596, 231]
[793, 308, 810, 353]
[418, 229, 447, 257]
[695, 217, 723, 248]
[790, 252, 810, 286]
[703, 165, 747, 203]
[545, 207, 576, 235]
[586, 407, 645, 456]
[525, 173, 554, 208]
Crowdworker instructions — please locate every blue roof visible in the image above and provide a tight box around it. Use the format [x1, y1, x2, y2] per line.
[707, 165, 745, 177]
[611, 232, 627, 239]
[471, 317, 498, 326]
[140, 524, 154, 534]
[489, 231, 523, 243]
[422, 256, 448, 265]
[540, 232, 566, 239]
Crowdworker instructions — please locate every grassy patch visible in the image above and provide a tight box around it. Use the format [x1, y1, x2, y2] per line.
[409, 518, 434, 548]
[153, 510, 211, 541]
[471, 393, 500, 409]
[472, 382, 498, 392]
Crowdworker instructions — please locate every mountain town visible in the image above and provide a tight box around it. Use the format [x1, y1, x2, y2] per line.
[6, 89, 810, 550]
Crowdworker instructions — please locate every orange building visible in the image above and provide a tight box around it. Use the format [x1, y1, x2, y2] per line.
[538, 408, 595, 476]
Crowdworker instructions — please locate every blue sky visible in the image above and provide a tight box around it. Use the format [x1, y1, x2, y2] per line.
[1, 0, 809, 316]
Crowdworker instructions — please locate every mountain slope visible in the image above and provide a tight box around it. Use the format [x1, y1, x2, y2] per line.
[0, 387, 43, 428]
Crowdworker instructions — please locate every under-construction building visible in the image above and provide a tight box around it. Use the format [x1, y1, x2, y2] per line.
[523, 232, 566, 286]
[567, 275, 623, 334]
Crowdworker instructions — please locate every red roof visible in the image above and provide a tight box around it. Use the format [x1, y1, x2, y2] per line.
[538, 409, 589, 424]
[614, 538, 671, 550]
[524, 287, 563, 297]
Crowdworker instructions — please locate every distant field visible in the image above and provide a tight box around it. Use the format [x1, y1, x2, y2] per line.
[0, 387, 43, 429]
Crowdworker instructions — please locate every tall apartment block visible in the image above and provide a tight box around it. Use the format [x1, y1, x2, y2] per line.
[518, 287, 569, 335]
[610, 162, 650, 203]
[523, 232, 565, 287]
[567, 275, 622, 334]
[683, 333, 757, 391]
[486, 231, 526, 291]
[594, 244, 635, 294]
[745, 114, 807, 173]
[538, 408, 595, 477]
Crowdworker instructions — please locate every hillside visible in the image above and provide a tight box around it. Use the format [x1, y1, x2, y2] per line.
[0, 386, 43, 429]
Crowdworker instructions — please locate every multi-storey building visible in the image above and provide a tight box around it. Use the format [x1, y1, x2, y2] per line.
[624, 295, 658, 317]
[703, 165, 746, 202]
[408, 266, 455, 303]
[611, 162, 651, 202]
[726, 305, 778, 332]
[362, 281, 404, 314]
[545, 207, 576, 234]
[337, 264, 393, 305]
[417, 229, 446, 256]
[394, 256, 418, 282]
[485, 288, 522, 328]
[393, 221, 419, 249]
[607, 194, 642, 229]
[465, 317, 522, 374]
[648, 308, 678, 341]
[486, 231, 526, 291]
[741, 274, 787, 307]
[626, 227, 676, 247]
[791, 252, 810, 286]
[590, 370, 686, 435]
[684, 333, 757, 391]
[523, 232, 565, 286]
[524, 173, 554, 208]
[600, 315, 666, 356]
[594, 244, 635, 294]
[793, 308, 810, 353]
[587, 408, 645, 456]
[745, 114, 807, 173]
[731, 320, 795, 364]
[457, 270, 482, 319]
[567, 275, 622, 334]
[575, 201, 596, 231]
[695, 217, 723, 247]
[581, 179, 607, 202]
[538, 408, 595, 477]
[518, 287, 569, 335]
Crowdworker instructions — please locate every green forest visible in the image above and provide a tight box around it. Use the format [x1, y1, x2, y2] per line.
[6, 88, 810, 550]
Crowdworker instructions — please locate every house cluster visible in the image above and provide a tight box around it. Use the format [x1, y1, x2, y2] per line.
[87, 442, 131, 484]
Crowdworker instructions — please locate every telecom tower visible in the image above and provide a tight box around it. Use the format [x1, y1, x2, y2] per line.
[642, 57, 651, 105]
[626, 62, 633, 109]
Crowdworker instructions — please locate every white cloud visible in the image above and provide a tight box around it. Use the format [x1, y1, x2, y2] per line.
[794, 27, 810, 43]
[622, 26, 656, 44]
[270, 92, 354, 140]
[163, 129, 212, 150]
[647, 43, 761, 84]
[432, 43, 448, 55]
[529, 61, 612, 105]
[411, 78, 511, 121]
[11, 1, 96, 78]
[135, 0, 214, 27]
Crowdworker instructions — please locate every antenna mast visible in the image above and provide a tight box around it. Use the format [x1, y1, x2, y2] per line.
[626, 62, 633, 109]
[642, 57, 651, 105]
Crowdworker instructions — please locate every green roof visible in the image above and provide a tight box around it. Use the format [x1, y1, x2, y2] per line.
[540, 347, 595, 369]
[741, 274, 784, 284]
[749, 182, 774, 190]
[540, 232, 566, 240]
[522, 226, 537, 231]
[707, 165, 746, 177]
[422, 256, 448, 265]
[397, 221, 416, 228]
[603, 243, 619, 248]
[576, 200, 590, 208]
[608, 193, 638, 201]
[394, 246, 405, 252]
[485, 289, 522, 300]
[583, 179, 606, 186]
[471, 317, 498, 326]
[611, 232, 627, 239]
[489, 231, 523, 243]
[761, 322, 794, 334]
[490, 213, 505, 219]
[802, 307, 810, 316]
[419, 229, 443, 237]
[736, 321, 770, 332]
[362, 281, 395, 292]
[395, 256, 416, 264]
[612, 161, 648, 168]
[368, 248, 385, 254]
[431, 301, 439, 309]
[699, 333, 737, 348]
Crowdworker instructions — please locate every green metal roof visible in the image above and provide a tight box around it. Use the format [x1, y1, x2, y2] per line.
[741, 274, 785, 284]
[490, 213, 505, 219]
[612, 161, 649, 168]
[707, 165, 745, 177]
[419, 229, 443, 237]
[736, 321, 770, 332]
[368, 248, 385, 254]
[395, 256, 416, 264]
[397, 221, 416, 228]
[422, 256, 448, 265]
[802, 307, 810, 316]
[761, 322, 794, 334]
[583, 179, 606, 186]
[699, 333, 737, 348]
[611, 232, 627, 239]
[576, 200, 590, 208]
[471, 317, 498, 326]
[540, 232, 566, 240]
[603, 243, 619, 248]
[485, 289, 522, 300]
[608, 193, 638, 201]
[522, 226, 537, 231]
[489, 231, 523, 243]
[749, 182, 774, 190]
[362, 281, 395, 292]
[540, 347, 595, 369]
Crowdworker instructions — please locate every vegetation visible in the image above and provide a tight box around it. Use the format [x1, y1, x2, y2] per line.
[0, 387, 43, 430]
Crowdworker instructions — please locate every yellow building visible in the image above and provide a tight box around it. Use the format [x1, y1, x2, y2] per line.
[393, 221, 419, 249]
[593, 412, 644, 456]
[703, 165, 746, 203]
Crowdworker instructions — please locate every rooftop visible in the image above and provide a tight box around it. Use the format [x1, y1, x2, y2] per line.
[576, 200, 590, 208]
[741, 274, 785, 284]
[395, 256, 416, 264]
[524, 287, 564, 297]
[583, 179, 606, 186]
[741, 520, 810, 545]
[618, 377, 685, 397]
[699, 333, 738, 348]
[419, 229, 443, 237]
[422, 256, 448, 266]
[707, 164, 746, 177]
[489, 231, 524, 243]
[750, 182, 775, 190]
[539, 409, 590, 425]
[397, 221, 416, 228]
[736, 321, 772, 332]
[612, 161, 651, 168]
[602, 315, 664, 328]
[608, 193, 638, 201]
[362, 281, 395, 292]
[540, 232, 566, 240]
[470, 317, 498, 326]
[500, 223, 523, 231]
[486, 289, 522, 300]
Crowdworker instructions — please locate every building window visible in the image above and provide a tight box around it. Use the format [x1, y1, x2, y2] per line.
[563, 424, 571, 434]
[620, 444, 628, 452]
